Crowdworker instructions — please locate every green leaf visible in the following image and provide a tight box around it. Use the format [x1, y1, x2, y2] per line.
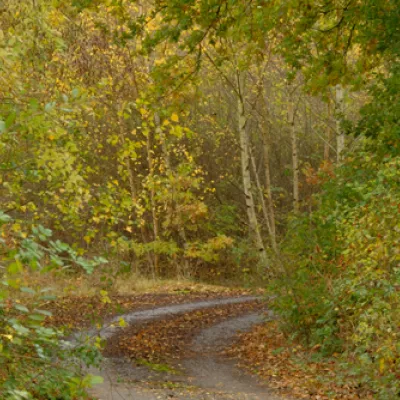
[0, 120, 6, 133]
[0, 212, 12, 224]
[8, 260, 23, 274]
[14, 304, 29, 313]
[28, 314, 46, 321]
[34, 309, 52, 316]
[5, 112, 16, 128]
[86, 374, 104, 386]
[71, 88, 80, 98]
[20, 287, 36, 295]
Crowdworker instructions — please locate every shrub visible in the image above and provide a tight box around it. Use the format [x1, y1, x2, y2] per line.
[0, 211, 105, 400]
[271, 153, 400, 398]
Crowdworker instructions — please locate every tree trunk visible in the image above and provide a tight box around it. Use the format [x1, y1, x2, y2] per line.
[335, 84, 345, 164]
[262, 137, 277, 251]
[288, 99, 300, 214]
[146, 120, 159, 276]
[237, 82, 268, 267]
[250, 147, 277, 252]
[324, 102, 331, 161]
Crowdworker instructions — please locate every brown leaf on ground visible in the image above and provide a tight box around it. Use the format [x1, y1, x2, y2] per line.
[44, 290, 255, 330]
[226, 321, 374, 400]
[104, 300, 265, 363]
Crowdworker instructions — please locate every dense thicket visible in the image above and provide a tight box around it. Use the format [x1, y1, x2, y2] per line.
[0, 0, 399, 398]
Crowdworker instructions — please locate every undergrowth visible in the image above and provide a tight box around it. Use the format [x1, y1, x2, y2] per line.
[270, 152, 400, 399]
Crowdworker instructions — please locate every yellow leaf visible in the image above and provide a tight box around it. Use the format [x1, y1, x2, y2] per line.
[12, 223, 21, 232]
[118, 317, 127, 328]
[83, 236, 92, 244]
[100, 290, 111, 304]
[379, 358, 385, 374]
[94, 337, 102, 349]
[171, 113, 179, 122]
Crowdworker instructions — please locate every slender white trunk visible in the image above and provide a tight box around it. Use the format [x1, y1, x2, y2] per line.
[250, 148, 277, 252]
[335, 85, 345, 164]
[288, 100, 300, 214]
[262, 138, 277, 251]
[324, 130, 332, 161]
[238, 92, 268, 266]
[324, 102, 331, 161]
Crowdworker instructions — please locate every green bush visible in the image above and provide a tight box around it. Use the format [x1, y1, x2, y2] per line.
[271, 153, 400, 398]
[0, 212, 105, 400]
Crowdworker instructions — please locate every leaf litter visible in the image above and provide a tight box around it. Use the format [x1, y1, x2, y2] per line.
[226, 321, 375, 400]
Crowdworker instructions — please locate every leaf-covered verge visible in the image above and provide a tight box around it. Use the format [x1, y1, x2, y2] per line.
[228, 321, 374, 400]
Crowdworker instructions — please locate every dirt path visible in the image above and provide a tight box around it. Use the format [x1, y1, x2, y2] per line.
[83, 297, 289, 400]
[78, 296, 258, 340]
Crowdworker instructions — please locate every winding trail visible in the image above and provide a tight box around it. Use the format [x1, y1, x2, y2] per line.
[77, 296, 258, 341]
[83, 296, 288, 400]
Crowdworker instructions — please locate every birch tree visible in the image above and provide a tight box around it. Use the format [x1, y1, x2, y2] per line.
[237, 72, 268, 266]
[288, 93, 300, 214]
[335, 85, 345, 164]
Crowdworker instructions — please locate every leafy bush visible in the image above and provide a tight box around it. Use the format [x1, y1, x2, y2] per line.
[271, 153, 400, 398]
[0, 212, 105, 400]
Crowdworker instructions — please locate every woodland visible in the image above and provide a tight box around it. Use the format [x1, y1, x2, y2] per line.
[0, 0, 399, 399]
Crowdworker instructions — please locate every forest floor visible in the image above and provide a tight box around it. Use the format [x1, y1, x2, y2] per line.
[46, 284, 372, 400]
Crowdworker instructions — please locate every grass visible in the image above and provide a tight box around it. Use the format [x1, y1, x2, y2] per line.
[20, 269, 252, 298]
[136, 359, 181, 375]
